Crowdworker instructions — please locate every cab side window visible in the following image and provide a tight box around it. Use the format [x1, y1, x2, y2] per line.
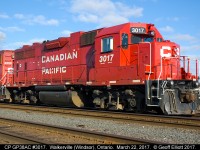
[102, 37, 113, 52]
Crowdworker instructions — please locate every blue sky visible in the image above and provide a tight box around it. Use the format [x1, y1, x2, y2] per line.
[0, 0, 200, 65]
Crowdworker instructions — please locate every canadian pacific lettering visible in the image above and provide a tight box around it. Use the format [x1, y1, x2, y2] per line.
[42, 66, 66, 74]
[42, 50, 78, 64]
[41, 50, 77, 74]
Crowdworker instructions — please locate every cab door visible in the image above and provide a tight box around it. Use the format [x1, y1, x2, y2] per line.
[94, 34, 119, 83]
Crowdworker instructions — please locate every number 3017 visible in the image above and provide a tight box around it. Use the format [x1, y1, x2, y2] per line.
[99, 54, 114, 64]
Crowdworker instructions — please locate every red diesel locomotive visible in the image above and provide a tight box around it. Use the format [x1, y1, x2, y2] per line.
[0, 22, 199, 115]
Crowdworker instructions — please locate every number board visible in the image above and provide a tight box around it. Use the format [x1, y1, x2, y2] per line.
[130, 27, 146, 34]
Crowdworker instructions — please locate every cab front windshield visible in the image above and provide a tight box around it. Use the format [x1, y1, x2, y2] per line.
[131, 35, 154, 44]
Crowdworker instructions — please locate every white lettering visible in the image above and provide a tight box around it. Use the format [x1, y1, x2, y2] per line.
[67, 53, 72, 59]
[160, 46, 171, 57]
[174, 47, 180, 56]
[50, 55, 54, 62]
[46, 56, 50, 63]
[73, 51, 78, 58]
[42, 56, 46, 63]
[55, 55, 59, 61]
[42, 66, 67, 74]
[99, 54, 114, 64]
[41, 51, 78, 64]
[4, 62, 12, 65]
[60, 54, 65, 61]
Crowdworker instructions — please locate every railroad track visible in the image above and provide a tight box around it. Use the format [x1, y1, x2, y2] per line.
[0, 117, 164, 144]
[0, 103, 199, 130]
[0, 130, 44, 144]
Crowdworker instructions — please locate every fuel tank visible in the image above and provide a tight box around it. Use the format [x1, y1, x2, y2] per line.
[39, 91, 84, 107]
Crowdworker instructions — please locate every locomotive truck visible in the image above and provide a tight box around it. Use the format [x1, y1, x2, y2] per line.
[0, 22, 199, 115]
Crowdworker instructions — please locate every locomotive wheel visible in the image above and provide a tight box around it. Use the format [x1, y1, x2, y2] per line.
[100, 99, 105, 109]
[128, 98, 136, 108]
[71, 91, 84, 107]
[14, 95, 21, 103]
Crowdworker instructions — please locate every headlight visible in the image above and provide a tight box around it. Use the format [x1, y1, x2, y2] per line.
[170, 81, 174, 86]
[167, 81, 174, 87]
[195, 82, 199, 87]
[193, 81, 199, 87]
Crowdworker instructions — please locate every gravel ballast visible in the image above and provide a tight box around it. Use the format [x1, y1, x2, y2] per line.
[0, 108, 199, 144]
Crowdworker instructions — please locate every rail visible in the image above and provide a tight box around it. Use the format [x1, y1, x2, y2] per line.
[0, 130, 46, 144]
[0, 117, 163, 144]
[0, 103, 199, 130]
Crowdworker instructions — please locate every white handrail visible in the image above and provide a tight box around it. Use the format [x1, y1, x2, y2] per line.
[141, 42, 151, 100]
[0, 72, 7, 82]
[141, 42, 152, 80]
[157, 56, 162, 99]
